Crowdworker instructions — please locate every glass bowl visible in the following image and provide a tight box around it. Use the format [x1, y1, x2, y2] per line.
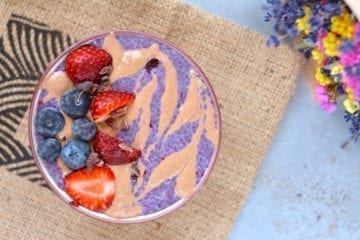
[28, 31, 221, 223]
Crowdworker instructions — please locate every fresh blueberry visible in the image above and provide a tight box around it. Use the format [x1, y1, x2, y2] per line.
[60, 89, 90, 119]
[35, 107, 65, 137]
[61, 139, 90, 170]
[72, 118, 96, 141]
[37, 138, 61, 162]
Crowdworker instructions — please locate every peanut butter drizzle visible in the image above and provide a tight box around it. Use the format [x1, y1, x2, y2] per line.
[96, 122, 118, 137]
[102, 33, 125, 83]
[132, 76, 158, 149]
[175, 125, 201, 198]
[155, 51, 178, 134]
[56, 157, 71, 175]
[134, 160, 146, 193]
[102, 33, 159, 83]
[105, 164, 142, 218]
[126, 74, 158, 128]
[56, 113, 74, 141]
[118, 44, 159, 78]
[138, 73, 202, 199]
[41, 71, 73, 102]
[165, 70, 203, 135]
[175, 72, 219, 197]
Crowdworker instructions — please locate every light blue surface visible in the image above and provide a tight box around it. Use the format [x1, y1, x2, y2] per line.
[184, 0, 360, 239]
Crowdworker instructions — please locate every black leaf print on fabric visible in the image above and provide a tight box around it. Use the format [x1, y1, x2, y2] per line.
[0, 14, 74, 187]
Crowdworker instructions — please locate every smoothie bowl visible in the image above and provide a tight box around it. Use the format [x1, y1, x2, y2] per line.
[28, 31, 221, 223]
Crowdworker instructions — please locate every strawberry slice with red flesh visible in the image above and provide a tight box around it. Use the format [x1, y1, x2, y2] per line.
[93, 131, 142, 165]
[65, 45, 112, 85]
[64, 165, 115, 211]
[90, 90, 135, 122]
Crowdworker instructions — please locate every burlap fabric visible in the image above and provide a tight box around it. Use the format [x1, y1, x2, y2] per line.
[0, 0, 303, 239]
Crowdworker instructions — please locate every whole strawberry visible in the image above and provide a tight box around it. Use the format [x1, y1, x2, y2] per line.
[65, 45, 112, 85]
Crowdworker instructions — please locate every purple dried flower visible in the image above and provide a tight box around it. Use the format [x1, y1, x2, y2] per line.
[345, 111, 360, 141]
[266, 35, 280, 47]
[340, 40, 356, 54]
[309, 16, 322, 32]
[286, 26, 299, 38]
[264, 13, 273, 22]
[307, 31, 318, 43]
[323, 3, 341, 15]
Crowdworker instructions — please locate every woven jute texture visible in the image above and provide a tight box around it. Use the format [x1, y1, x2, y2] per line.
[0, 0, 303, 239]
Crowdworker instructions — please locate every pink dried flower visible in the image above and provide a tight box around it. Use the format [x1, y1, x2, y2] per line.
[343, 76, 360, 100]
[354, 22, 360, 43]
[316, 29, 326, 53]
[315, 84, 337, 113]
[340, 48, 360, 66]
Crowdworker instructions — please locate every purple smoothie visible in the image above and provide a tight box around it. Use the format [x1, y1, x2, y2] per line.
[30, 31, 220, 222]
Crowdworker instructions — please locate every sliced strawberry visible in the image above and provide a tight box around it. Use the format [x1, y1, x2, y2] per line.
[93, 131, 141, 165]
[64, 165, 115, 211]
[65, 45, 112, 85]
[90, 90, 135, 122]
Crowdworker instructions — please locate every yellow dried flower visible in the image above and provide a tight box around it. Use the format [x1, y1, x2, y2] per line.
[330, 63, 343, 76]
[344, 98, 360, 114]
[315, 66, 332, 86]
[311, 49, 324, 64]
[323, 32, 341, 57]
[330, 12, 354, 39]
[296, 6, 311, 34]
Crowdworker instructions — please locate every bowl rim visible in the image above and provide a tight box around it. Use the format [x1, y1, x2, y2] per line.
[28, 30, 222, 224]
